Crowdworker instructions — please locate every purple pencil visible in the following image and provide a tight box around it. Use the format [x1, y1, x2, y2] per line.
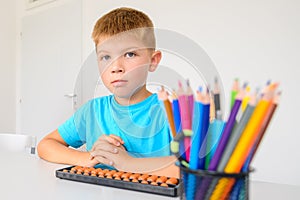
[208, 91, 244, 171]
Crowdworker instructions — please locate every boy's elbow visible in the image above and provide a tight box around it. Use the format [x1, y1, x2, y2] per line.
[37, 138, 47, 159]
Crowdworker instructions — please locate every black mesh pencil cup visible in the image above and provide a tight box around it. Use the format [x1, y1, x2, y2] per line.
[179, 166, 252, 200]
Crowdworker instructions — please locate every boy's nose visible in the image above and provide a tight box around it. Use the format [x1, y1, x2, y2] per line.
[111, 66, 125, 74]
[110, 58, 125, 73]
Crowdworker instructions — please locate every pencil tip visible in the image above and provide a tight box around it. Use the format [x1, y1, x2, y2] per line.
[242, 82, 248, 89]
[186, 79, 190, 86]
[178, 80, 182, 88]
[246, 86, 251, 92]
[198, 86, 203, 92]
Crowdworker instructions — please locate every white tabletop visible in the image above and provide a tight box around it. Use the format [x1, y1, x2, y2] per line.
[1, 152, 299, 200]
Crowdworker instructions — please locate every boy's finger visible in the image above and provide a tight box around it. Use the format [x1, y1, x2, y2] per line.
[90, 150, 114, 166]
[91, 139, 105, 151]
[91, 134, 124, 152]
[92, 155, 114, 166]
[104, 135, 121, 146]
[109, 134, 125, 144]
[91, 144, 119, 154]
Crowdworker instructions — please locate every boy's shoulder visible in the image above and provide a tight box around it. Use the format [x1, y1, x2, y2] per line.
[86, 95, 113, 107]
[77, 95, 113, 112]
[81, 93, 159, 110]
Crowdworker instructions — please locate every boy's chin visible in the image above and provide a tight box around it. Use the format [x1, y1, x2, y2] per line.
[111, 87, 146, 103]
[112, 90, 135, 100]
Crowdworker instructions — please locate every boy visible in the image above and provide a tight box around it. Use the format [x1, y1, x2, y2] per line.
[37, 7, 178, 177]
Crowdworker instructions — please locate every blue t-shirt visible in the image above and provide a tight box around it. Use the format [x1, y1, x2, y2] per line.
[58, 94, 172, 157]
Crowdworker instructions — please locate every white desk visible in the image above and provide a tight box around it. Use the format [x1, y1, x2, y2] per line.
[1, 152, 300, 200]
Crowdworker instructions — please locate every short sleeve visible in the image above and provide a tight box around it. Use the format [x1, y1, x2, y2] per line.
[57, 102, 90, 148]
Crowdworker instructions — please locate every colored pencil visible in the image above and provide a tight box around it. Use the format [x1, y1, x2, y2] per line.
[170, 90, 186, 160]
[177, 80, 191, 129]
[242, 91, 280, 171]
[210, 91, 216, 122]
[157, 86, 176, 138]
[186, 79, 194, 119]
[171, 90, 181, 133]
[208, 90, 244, 171]
[236, 82, 248, 122]
[204, 119, 226, 169]
[241, 86, 251, 112]
[230, 78, 239, 110]
[189, 88, 210, 170]
[213, 77, 221, 119]
[224, 84, 278, 173]
[217, 92, 256, 172]
[177, 81, 192, 161]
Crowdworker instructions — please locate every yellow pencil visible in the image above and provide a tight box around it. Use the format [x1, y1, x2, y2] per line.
[210, 91, 216, 122]
[241, 86, 251, 111]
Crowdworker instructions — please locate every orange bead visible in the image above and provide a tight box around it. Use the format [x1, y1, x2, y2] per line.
[131, 179, 139, 183]
[151, 182, 158, 186]
[160, 183, 168, 187]
[129, 173, 140, 180]
[166, 178, 178, 185]
[157, 176, 167, 183]
[121, 173, 132, 179]
[138, 174, 149, 181]
[147, 175, 158, 182]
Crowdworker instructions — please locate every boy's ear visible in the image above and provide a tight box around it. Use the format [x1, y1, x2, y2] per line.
[149, 50, 162, 72]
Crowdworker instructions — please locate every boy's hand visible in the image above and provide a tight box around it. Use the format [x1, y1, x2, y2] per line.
[92, 134, 125, 149]
[89, 134, 126, 165]
[91, 145, 134, 172]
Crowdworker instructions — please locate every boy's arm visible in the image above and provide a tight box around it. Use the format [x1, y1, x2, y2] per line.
[91, 146, 179, 178]
[129, 156, 180, 178]
[37, 129, 97, 167]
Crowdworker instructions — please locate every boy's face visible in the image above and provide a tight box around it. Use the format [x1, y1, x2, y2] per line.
[96, 33, 161, 101]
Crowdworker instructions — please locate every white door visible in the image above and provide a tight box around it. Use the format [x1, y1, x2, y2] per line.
[19, 0, 82, 141]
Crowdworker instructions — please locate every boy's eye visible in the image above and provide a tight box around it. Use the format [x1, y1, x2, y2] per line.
[100, 55, 111, 61]
[125, 52, 136, 58]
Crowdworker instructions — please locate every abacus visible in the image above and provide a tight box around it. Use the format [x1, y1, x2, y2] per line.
[56, 166, 182, 197]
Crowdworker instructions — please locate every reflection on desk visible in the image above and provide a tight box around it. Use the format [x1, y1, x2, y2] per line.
[1, 152, 299, 200]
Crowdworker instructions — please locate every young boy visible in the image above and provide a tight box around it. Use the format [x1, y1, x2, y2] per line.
[37, 7, 178, 177]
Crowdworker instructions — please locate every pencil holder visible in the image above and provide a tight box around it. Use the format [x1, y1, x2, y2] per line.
[179, 166, 252, 200]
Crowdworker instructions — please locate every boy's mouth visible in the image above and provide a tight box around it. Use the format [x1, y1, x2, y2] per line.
[111, 79, 128, 87]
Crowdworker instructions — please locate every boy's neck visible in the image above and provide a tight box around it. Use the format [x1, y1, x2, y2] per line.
[114, 86, 152, 106]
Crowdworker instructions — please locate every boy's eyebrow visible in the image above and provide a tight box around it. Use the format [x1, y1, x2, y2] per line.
[96, 49, 109, 55]
[96, 46, 144, 55]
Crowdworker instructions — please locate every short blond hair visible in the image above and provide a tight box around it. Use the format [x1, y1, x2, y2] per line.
[92, 7, 155, 49]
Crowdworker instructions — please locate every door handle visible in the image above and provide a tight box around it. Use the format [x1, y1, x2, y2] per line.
[64, 93, 77, 110]
[64, 94, 77, 98]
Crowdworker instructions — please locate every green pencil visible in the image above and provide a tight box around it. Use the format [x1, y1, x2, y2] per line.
[230, 78, 239, 110]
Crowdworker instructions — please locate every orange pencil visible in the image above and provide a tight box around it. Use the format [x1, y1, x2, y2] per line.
[158, 86, 176, 137]
[225, 83, 278, 173]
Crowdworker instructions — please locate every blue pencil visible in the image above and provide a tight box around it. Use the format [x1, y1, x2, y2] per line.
[189, 88, 210, 169]
[204, 119, 226, 169]
[171, 91, 185, 159]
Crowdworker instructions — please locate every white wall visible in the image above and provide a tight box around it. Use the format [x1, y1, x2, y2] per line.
[15, 0, 81, 139]
[0, 0, 16, 133]
[82, 0, 300, 186]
